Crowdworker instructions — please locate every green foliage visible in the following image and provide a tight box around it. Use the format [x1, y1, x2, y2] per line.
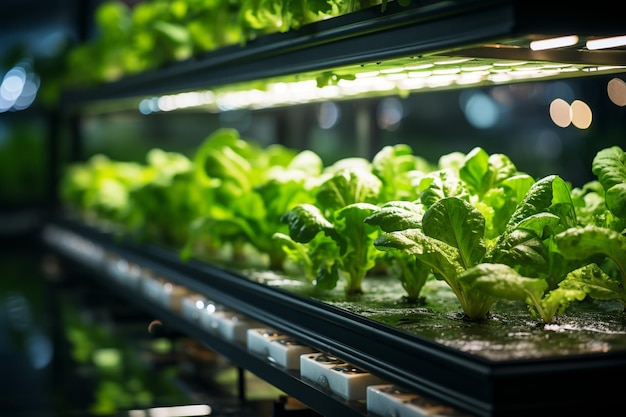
[369, 149, 620, 322]
[373, 197, 496, 319]
[60, 138, 626, 322]
[181, 128, 322, 269]
[371, 143, 434, 202]
[280, 165, 384, 294]
[63, 0, 407, 86]
[556, 225, 626, 305]
[591, 145, 626, 227]
[123, 149, 195, 246]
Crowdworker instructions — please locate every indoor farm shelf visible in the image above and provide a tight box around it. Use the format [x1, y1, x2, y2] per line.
[59, 0, 626, 114]
[48, 1, 626, 416]
[42, 213, 626, 417]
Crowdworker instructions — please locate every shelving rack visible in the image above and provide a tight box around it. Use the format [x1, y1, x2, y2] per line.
[44, 1, 626, 416]
[58, 0, 626, 114]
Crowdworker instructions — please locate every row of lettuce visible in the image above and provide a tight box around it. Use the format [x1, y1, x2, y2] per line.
[60, 128, 626, 323]
[66, 0, 398, 87]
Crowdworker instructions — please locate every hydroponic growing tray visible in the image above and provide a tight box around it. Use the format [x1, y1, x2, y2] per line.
[42, 213, 626, 417]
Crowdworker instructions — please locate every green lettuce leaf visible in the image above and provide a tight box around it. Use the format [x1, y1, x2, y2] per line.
[592, 145, 626, 218]
[422, 197, 486, 269]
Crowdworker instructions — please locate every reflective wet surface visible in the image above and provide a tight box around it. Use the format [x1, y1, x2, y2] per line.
[0, 231, 285, 417]
[249, 268, 626, 361]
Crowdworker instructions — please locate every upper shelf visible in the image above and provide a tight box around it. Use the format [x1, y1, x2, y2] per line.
[59, 0, 626, 114]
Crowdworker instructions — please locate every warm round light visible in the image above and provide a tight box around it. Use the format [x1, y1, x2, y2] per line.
[571, 100, 592, 129]
[549, 98, 571, 128]
[607, 77, 626, 106]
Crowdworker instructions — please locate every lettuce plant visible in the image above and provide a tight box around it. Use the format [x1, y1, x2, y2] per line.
[460, 225, 626, 323]
[122, 148, 198, 246]
[371, 157, 583, 321]
[196, 149, 324, 270]
[365, 201, 431, 303]
[589, 145, 626, 230]
[60, 133, 626, 323]
[279, 165, 384, 295]
[60, 154, 152, 228]
[280, 201, 382, 295]
[180, 128, 260, 261]
[366, 147, 537, 316]
[276, 144, 431, 295]
[182, 128, 323, 269]
[417, 147, 626, 323]
[273, 229, 341, 289]
[371, 143, 434, 202]
[554, 227, 626, 304]
[372, 196, 497, 319]
[552, 146, 626, 310]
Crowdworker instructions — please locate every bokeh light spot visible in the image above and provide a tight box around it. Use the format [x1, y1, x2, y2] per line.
[549, 98, 571, 128]
[607, 78, 626, 106]
[462, 91, 499, 129]
[571, 100, 592, 129]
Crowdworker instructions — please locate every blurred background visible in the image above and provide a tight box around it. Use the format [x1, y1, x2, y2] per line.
[0, 3, 279, 417]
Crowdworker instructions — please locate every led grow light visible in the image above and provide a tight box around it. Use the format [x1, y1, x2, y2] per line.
[139, 54, 626, 114]
[530, 35, 579, 51]
[586, 35, 626, 50]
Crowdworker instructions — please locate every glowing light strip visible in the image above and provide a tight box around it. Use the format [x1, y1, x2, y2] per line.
[128, 404, 212, 417]
[138, 60, 626, 114]
[586, 35, 626, 50]
[530, 35, 579, 51]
